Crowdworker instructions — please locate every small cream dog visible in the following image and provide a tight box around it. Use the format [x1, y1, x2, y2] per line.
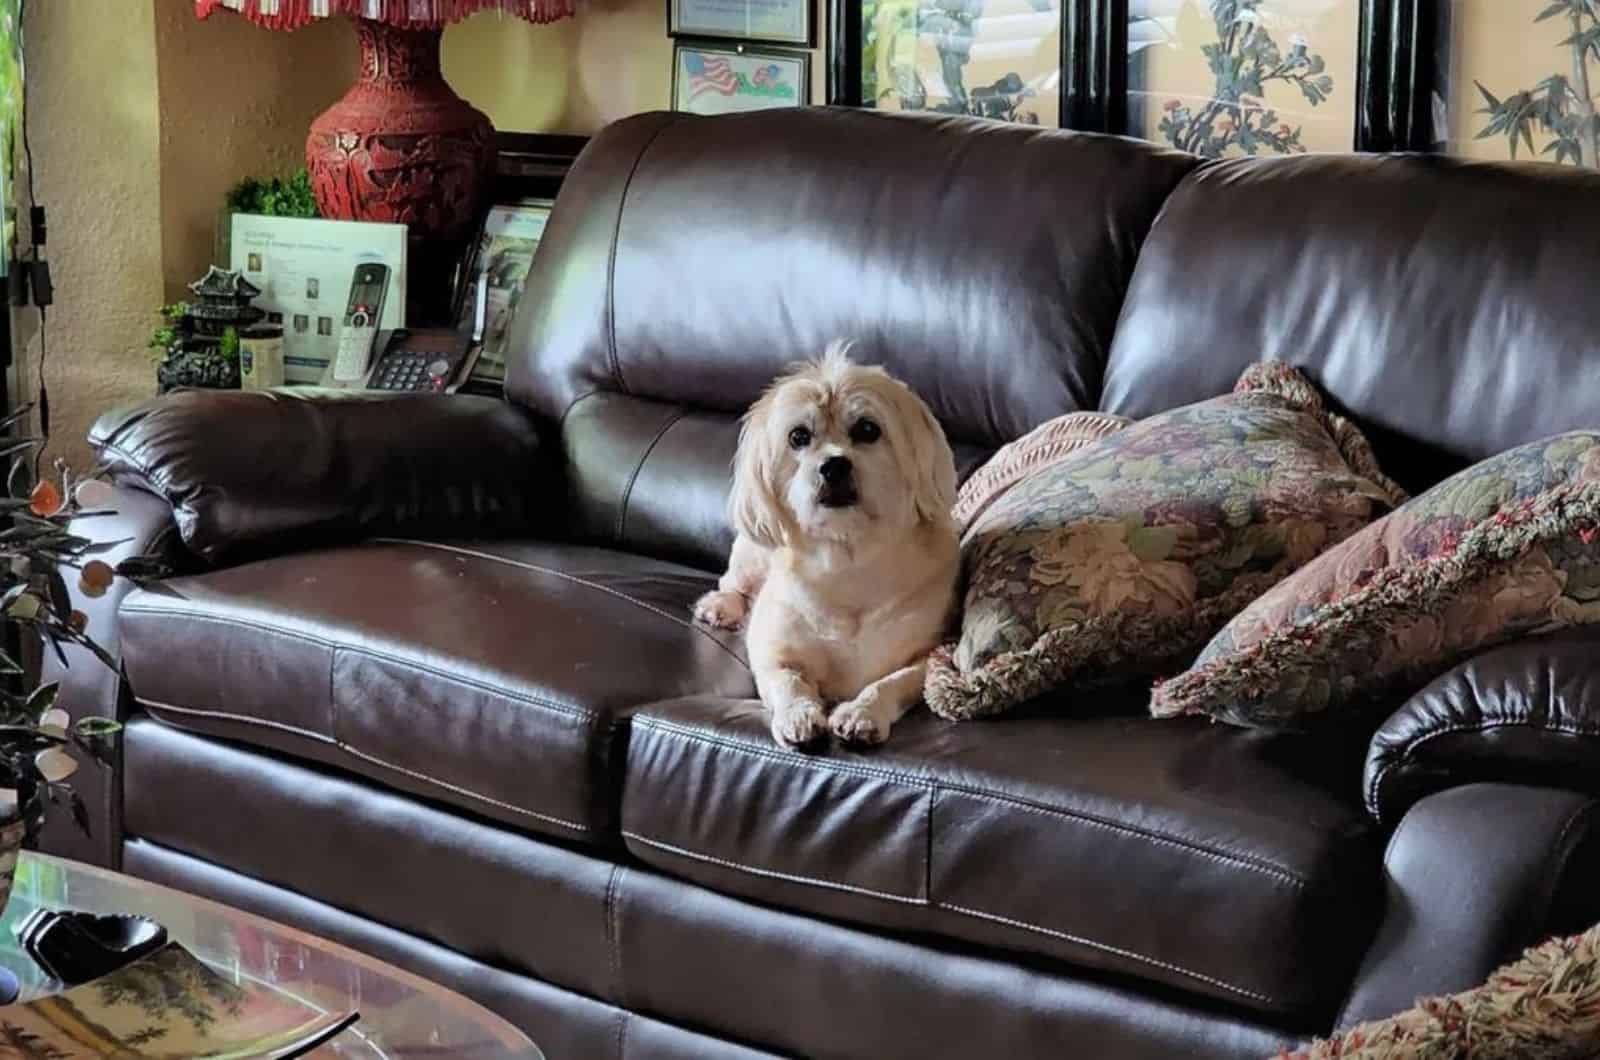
[693, 342, 960, 749]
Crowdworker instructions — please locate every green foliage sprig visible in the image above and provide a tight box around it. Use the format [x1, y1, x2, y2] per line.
[225, 169, 319, 218]
[147, 303, 188, 363]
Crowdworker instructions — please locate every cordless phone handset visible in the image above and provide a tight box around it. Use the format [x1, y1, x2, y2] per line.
[332, 263, 391, 383]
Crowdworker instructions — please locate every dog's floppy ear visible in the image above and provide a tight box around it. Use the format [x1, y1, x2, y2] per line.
[897, 386, 958, 527]
[729, 388, 789, 548]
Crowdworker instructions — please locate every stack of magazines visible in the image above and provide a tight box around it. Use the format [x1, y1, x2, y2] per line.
[0, 941, 356, 1058]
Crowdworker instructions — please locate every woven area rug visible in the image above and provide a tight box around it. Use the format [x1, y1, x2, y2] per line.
[1278, 923, 1600, 1059]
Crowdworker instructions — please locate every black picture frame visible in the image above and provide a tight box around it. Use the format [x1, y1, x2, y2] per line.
[673, 39, 813, 114]
[829, 0, 1445, 155]
[669, 0, 815, 47]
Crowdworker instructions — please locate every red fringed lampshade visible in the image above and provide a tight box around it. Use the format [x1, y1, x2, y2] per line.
[196, 0, 574, 247]
[195, 1, 573, 30]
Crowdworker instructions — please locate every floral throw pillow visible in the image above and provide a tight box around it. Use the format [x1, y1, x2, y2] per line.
[954, 411, 1133, 531]
[924, 362, 1406, 721]
[1152, 432, 1600, 729]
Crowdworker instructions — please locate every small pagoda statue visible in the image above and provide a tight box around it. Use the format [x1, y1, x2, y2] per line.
[155, 267, 267, 392]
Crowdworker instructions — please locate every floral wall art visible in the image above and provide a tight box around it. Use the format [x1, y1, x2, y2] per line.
[1129, 0, 1356, 157]
[861, 0, 1061, 125]
[1460, 0, 1600, 167]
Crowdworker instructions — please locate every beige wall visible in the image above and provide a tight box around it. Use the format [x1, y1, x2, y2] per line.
[19, 0, 164, 473]
[444, 1, 826, 131]
[154, 0, 353, 301]
[19, 0, 353, 471]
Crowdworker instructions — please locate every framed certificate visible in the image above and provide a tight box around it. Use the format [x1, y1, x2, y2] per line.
[672, 41, 812, 116]
[669, 0, 812, 47]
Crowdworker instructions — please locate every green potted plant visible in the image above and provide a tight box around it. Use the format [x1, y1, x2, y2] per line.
[215, 169, 319, 269]
[0, 411, 167, 909]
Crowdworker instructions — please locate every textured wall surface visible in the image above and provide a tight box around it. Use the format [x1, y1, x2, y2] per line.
[154, 2, 352, 300]
[444, 1, 825, 132]
[21, 0, 351, 472]
[20, 0, 164, 473]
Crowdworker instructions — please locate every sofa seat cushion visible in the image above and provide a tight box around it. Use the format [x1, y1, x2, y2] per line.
[621, 696, 1381, 1019]
[119, 539, 753, 844]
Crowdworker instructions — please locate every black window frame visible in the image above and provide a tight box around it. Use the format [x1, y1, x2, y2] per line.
[828, 0, 1445, 152]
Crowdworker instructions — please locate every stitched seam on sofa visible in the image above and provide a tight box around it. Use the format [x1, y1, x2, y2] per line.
[1368, 717, 1600, 818]
[605, 115, 685, 395]
[634, 716, 935, 789]
[93, 440, 165, 492]
[118, 605, 601, 724]
[603, 865, 623, 1009]
[1541, 800, 1599, 926]
[138, 696, 594, 834]
[373, 539, 749, 671]
[635, 716, 1309, 886]
[935, 900, 1275, 1006]
[622, 831, 925, 905]
[558, 387, 607, 432]
[611, 864, 631, 1060]
[617, 408, 688, 541]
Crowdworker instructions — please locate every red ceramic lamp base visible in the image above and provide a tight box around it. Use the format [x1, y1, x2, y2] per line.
[306, 19, 494, 246]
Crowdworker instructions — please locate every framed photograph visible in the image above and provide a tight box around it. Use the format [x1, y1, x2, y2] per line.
[669, 0, 813, 45]
[673, 40, 812, 115]
[455, 198, 556, 385]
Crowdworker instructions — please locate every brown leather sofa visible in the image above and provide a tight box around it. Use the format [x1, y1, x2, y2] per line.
[43, 109, 1600, 1059]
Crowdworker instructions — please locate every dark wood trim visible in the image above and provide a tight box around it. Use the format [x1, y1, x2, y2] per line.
[1061, 0, 1121, 133]
[1356, 0, 1443, 152]
[826, 0, 863, 105]
[491, 132, 588, 202]
[1098, 0, 1128, 135]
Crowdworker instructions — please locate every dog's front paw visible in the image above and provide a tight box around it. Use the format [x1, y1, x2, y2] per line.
[830, 701, 890, 746]
[771, 700, 829, 750]
[692, 590, 748, 631]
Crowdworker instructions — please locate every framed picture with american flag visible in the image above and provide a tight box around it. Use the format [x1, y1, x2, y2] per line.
[672, 41, 812, 116]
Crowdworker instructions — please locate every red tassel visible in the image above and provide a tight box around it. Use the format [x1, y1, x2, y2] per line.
[197, 0, 574, 30]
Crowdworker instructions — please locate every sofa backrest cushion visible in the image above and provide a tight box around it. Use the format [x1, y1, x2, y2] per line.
[507, 108, 1199, 569]
[1102, 154, 1600, 493]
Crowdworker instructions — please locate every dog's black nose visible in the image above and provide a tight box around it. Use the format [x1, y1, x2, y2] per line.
[819, 456, 852, 484]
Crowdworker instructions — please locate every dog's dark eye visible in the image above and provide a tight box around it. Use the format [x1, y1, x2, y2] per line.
[850, 418, 882, 444]
[788, 426, 813, 450]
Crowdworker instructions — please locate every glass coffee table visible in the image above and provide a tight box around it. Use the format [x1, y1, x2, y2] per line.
[0, 852, 543, 1058]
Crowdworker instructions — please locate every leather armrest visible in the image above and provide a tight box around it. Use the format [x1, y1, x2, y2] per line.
[90, 389, 547, 564]
[37, 485, 185, 868]
[1363, 629, 1600, 825]
[1335, 783, 1600, 1030]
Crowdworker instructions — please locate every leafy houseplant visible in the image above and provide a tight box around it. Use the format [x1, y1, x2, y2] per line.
[1155, 0, 1335, 158]
[223, 169, 319, 219]
[1475, 0, 1599, 167]
[0, 409, 168, 861]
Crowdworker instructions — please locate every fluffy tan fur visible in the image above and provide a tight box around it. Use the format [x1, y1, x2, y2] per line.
[693, 342, 960, 748]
